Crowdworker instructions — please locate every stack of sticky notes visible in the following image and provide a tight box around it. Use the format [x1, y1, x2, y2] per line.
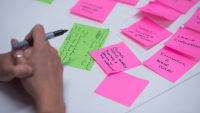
[138, 0, 199, 20]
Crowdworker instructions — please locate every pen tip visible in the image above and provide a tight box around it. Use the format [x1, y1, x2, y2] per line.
[63, 30, 68, 33]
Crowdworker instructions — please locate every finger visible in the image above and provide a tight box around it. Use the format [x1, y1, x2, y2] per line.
[11, 39, 27, 64]
[23, 47, 33, 59]
[9, 64, 33, 78]
[29, 24, 47, 50]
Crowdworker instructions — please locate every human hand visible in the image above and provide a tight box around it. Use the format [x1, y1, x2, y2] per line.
[0, 39, 33, 82]
[15, 25, 65, 113]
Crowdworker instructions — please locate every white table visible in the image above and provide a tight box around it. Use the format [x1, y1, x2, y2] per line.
[0, 0, 200, 113]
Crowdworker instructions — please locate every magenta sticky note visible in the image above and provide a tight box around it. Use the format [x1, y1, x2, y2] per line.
[121, 17, 172, 46]
[70, 0, 117, 22]
[157, 0, 199, 14]
[116, 0, 139, 5]
[89, 42, 142, 74]
[94, 72, 149, 107]
[164, 27, 200, 59]
[143, 47, 197, 83]
[138, 1, 182, 20]
[184, 7, 200, 32]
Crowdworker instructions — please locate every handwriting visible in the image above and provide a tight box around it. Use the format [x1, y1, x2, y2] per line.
[59, 24, 109, 70]
[146, 8, 165, 18]
[80, 1, 102, 14]
[174, 36, 200, 49]
[160, 52, 186, 66]
[100, 46, 127, 71]
[128, 29, 153, 43]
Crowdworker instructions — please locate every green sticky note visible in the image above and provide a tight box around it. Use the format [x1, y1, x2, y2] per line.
[59, 23, 109, 71]
[36, 0, 53, 4]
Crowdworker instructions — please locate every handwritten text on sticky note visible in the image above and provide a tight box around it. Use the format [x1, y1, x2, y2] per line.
[94, 72, 149, 107]
[59, 23, 109, 71]
[164, 27, 200, 59]
[157, 0, 199, 13]
[70, 0, 117, 22]
[138, 1, 182, 20]
[90, 42, 142, 74]
[184, 7, 200, 32]
[143, 47, 197, 83]
[121, 17, 172, 46]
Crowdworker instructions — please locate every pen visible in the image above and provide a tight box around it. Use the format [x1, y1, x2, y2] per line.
[12, 29, 68, 49]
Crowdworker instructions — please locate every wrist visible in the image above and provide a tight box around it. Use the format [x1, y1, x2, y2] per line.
[36, 93, 66, 113]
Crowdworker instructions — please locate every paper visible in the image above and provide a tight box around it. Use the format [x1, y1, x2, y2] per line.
[121, 17, 172, 46]
[164, 27, 200, 59]
[116, 0, 139, 5]
[36, 0, 53, 4]
[143, 47, 197, 83]
[138, 1, 182, 20]
[184, 7, 200, 32]
[89, 42, 142, 74]
[58, 23, 109, 71]
[94, 72, 149, 107]
[70, 0, 117, 22]
[157, 0, 199, 14]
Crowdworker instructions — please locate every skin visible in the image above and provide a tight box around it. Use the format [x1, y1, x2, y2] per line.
[0, 24, 66, 113]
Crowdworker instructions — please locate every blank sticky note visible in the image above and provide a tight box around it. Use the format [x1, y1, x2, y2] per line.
[89, 42, 142, 74]
[36, 0, 53, 4]
[184, 7, 200, 32]
[143, 47, 197, 83]
[94, 72, 149, 107]
[157, 0, 199, 14]
[164, 27, 200, 59]
[70, 0, 117, 22]
[58, 23, 109, 71]
[138, 1, 182, 20]
[116, 0, 139, 5]
[121, 17, 172, 46]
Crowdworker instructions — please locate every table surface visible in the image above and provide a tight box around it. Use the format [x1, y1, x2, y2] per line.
[0, 0, 200, 113]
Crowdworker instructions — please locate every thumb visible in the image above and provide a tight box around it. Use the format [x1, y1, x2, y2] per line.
[11, 64, 33, 78]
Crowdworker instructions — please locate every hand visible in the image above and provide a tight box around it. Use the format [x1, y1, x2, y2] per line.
[15, 24, 65, 113]
[0, 39, 32, 82]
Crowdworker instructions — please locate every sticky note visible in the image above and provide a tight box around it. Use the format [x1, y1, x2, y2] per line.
[164, 27, 200, 59]
[143, 47, 197, 83]
[138, 1, 182, 20]
[58, 23, 109, 71]
[36, 0, 53, 4]
[115, 0, 139, 5]
[184, 7, 200, 32]
[157, 0, 199, 14]
[89, 42, 142, 74]
[121, 17, 172, 46]
[94, 72, 149, 107]
[70, 0, 117, 22]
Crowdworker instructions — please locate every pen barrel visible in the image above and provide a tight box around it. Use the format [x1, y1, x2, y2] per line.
[45, 32, 54, 40]
[12, 39, 33, 49]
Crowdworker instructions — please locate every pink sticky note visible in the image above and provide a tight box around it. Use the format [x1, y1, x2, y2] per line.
[143, 47, 197, 83]
[184, 7, 200, 32]
[89, 42, 142, 74]
[121, 17, 172, 46]
[94, 72, 149, 107]
[157, 0, 199, 14]
[116, 0, 139, 5]
[70, 0, 117, 22]
[138, 1, 182, 20]
[164, 27, 200, 59]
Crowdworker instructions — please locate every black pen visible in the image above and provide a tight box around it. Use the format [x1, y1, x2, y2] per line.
[12, 29, 68, 49]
